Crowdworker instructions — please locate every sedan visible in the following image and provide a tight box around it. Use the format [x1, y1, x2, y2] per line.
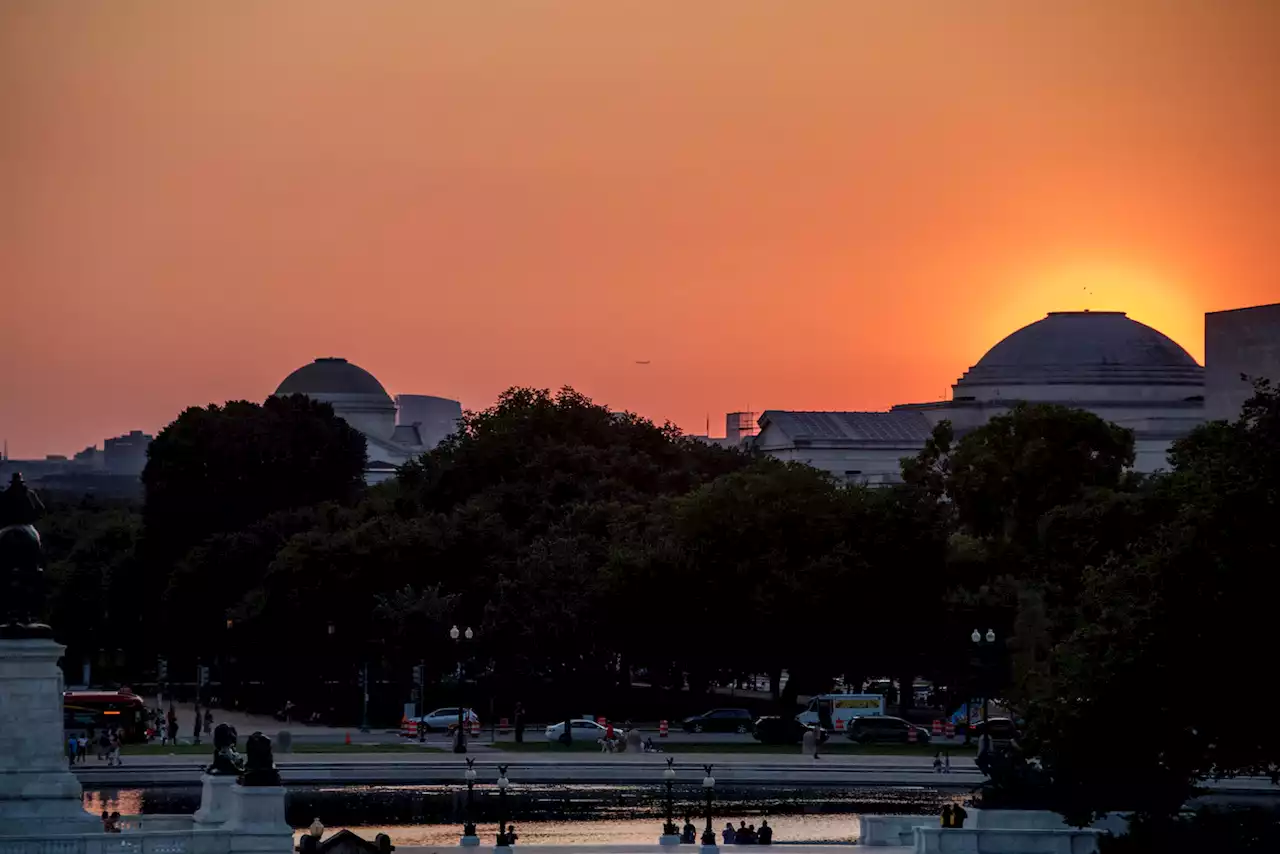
[752, 716, 820, 745]
[845, 715, 932, 745]
[682, 708, 754, 734]
[414, 708, 479, 732]
[545, 718, 609, 743]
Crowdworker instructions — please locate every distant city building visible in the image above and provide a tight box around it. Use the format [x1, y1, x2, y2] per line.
[693, 412, 760, 449]
[0, 429, 152, 497]
[753, 307, 1274, 484]
[103, 430, 152, 477]
[274, 357, 461, 484]
[1205, 302, 1280, 421]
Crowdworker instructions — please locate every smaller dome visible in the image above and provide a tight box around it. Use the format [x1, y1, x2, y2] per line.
[275, 358, 391, 399]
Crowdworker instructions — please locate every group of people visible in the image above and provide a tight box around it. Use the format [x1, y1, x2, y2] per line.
[100, 810, 123, 832]
[673, 818, 773, 845]
[722, 820, 773, 845]
[67, 729, 124, 766]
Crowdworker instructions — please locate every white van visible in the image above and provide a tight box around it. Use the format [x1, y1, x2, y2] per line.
[796, 694, 885, 730]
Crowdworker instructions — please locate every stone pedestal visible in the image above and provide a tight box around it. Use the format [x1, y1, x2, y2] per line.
[223, 784, 291, 853]
[0, 638, 98, 835]
[459, 834, 481, 847]
[193, 773, 237, 826]
[659, 833, 682, 846]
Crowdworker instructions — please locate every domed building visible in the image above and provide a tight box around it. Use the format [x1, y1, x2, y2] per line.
[754, 311, 1208, 482]
[274, 357, 462, 483]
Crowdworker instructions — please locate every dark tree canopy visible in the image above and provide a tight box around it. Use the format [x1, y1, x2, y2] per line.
[142, 394, 368, 561]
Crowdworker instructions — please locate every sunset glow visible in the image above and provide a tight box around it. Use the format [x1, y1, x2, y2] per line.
[2, 1, 1277, 456]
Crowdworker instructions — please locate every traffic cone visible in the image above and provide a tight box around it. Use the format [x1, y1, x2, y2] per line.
[345, 732, 351, 745]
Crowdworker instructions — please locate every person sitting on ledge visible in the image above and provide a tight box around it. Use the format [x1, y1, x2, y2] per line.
[681, 817, 697, 844]
[757, 820, 773, 845]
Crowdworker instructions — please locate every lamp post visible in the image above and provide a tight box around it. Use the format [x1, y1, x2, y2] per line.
[460, 757, 479, 846]
[495, 764, 512, 848]
[659, 757, 680, 845]
[700, 764, 717, 850]
[450, 625, 474, 754]
[971, 628, 997, 726]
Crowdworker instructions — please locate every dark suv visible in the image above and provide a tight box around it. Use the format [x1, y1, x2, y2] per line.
[846, 715, 931, 744]
[682, 708, 754, 734]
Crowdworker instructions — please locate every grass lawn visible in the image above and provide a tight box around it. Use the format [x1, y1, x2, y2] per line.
[120, 741, 443, 756]
[490, 741, 977, 756]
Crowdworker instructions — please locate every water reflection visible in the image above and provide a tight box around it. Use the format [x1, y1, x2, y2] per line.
[85, 783, 948, 845]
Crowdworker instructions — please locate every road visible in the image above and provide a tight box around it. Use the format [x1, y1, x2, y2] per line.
[72, 749, 1280, 801]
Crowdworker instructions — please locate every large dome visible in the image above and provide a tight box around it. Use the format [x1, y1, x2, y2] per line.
[956, 311, 1203, 390]
[275, 357, 391, 400]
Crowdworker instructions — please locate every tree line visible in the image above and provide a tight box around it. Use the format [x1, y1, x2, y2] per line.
[38, 382, 1280, 845]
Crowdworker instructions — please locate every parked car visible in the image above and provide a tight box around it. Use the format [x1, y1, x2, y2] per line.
[682, 708, 754, 734]
[413, 708, 479, 732]
[845, 715, 931, 745]
[752, 715, 820, 744]
[970, 717, 1020, 747]
[545, 718, 608, 743]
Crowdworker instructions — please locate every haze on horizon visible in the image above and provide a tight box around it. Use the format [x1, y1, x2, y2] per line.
[2, 1, 1277, 457]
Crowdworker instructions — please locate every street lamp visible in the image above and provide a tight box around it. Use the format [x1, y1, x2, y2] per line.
[496, 765, 512, 848]
[968, 628, 999, 748]
[659, 757, 679, 844]
[460, 757, 479, 845]
[700, 764, 717, 849]
[451, 625, 474, 754]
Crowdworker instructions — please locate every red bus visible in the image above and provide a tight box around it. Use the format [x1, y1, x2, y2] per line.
[63, 690, 149, 742]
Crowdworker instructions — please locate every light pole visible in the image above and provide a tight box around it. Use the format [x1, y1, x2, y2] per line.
[359, 662, 370, 733]
[700, 764, 717, 850]
[495, 764, 512, 848]
[971, 628, 997, 726]
[450, 625, 474, 754]
[460, 757, 479, 846]
[659, 757, 679, 845]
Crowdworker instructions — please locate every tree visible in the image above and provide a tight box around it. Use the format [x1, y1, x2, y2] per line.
[1020, 380, 1280, 826]
[142, 394, 368, 563]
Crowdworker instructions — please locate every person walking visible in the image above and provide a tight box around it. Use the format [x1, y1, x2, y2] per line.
[192, 708, 202, 746]
[203, 708, 213, 735]
[77, 733, 89, 764]
[67, 734, 77, 767]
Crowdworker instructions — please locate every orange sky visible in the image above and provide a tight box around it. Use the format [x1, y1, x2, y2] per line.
[2, 1, 1278, 456]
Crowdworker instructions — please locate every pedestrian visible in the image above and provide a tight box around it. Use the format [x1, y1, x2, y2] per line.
[97, 729, 110, 761]
[944, 750, 951, 773]
[67, 734, 77, 767]
[506, 825, 518, 846]
[951, 804, 968, 828]
[758, 820, 773, 845]
[514, 702, 525, 743]
[203, 708, 213, 735]
[107, 730, 123, 766]
[739, 821, 749, 843]
[940, 804, 954, 828]
[193, 708, 202, 746]
[722, 822, 736, 845]
[108, 810, 122, 833]
[77, 733, 89, 763]
[933, 751, 943, 773]
[681, 817, 697, 844]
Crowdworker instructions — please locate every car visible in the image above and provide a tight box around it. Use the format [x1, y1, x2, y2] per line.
[845, 715, 932, 745]
[545, 718, 609, 743]
[752, 715, 821, 744]
[682, 708, 754, 734]
[414, 707, 479, 733]
[970, 717, 1020, 747]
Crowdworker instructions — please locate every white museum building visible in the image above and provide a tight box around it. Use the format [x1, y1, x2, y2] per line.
[754, 310, 1218, 484]
[274, 357, 462, 483]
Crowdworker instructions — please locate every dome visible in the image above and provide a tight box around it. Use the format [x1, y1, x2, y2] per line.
[956, 312, 1203, 390]
[275, 358, 391, 400]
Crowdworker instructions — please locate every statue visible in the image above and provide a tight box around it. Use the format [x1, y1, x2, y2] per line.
[238, 731, 281, 786]
[0, 472, 51, 639]
[207, 723, 245, 775]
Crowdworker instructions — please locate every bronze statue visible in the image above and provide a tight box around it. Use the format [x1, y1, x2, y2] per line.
[239, 731, 281, 786]
[207, 723, 245, 775]
[0, 472, 51, 638]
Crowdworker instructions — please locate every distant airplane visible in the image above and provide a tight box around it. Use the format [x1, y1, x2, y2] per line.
[635, 360, 651, 365]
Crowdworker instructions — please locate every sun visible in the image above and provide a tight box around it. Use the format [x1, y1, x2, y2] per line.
[990, 260, 1204, 364]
